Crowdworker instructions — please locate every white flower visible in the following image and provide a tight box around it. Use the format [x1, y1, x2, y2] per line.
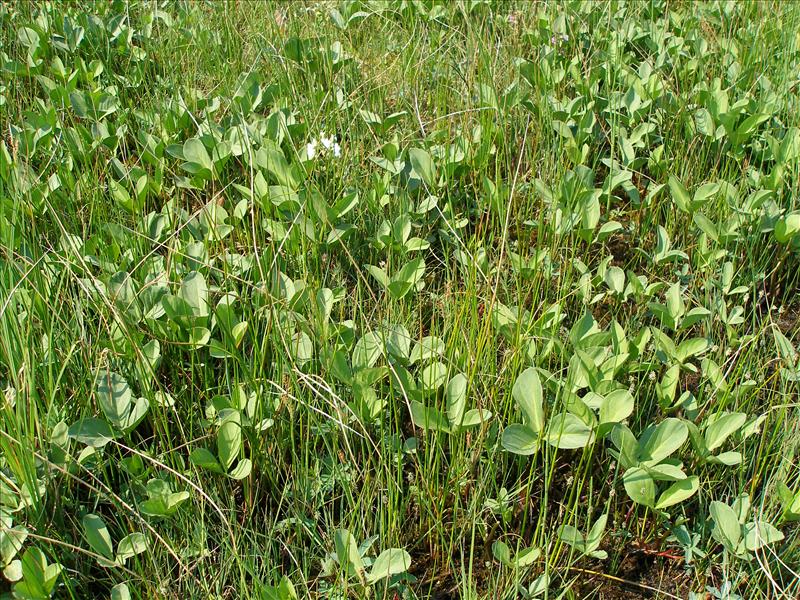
[306, 139, 318, 159]
[320, 132, 335, 150]
[333, 142, 341, 157]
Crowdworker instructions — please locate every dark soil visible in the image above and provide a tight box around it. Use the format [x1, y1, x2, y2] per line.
[574, 554, 692, 599]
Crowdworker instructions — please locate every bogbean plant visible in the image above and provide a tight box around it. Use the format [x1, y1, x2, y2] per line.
[0, 1, 799, 599]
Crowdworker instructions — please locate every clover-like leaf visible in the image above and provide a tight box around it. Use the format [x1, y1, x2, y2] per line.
[502, 424, 540, 455]
[637, 418, 687, 465]
[410, 401, 449, 433]
[743, 521, 784, 552]
[409, 148, 436, 188]
[704, 412, 746, 452]
[217, 409, 242, 471]
[513, 367, 545, 433]
[366, 548, 411, 584]
[655, 476, 700, 510]
[68, 418, 116, 448]
[334, 529, 364, 579]
[545, 413, 594, 449]
[82, 514, 114, 561]
[116, 533, 147, 564]
[623, 467, 656, 507]
[710, 501, 742, 551]
[445, 373, 468, 428]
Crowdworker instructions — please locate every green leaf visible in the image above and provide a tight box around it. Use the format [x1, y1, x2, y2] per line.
[446, 373, 468, 427]
[1, 525, 27, 568]
[692, 182, 720, 205]
[501, 424, 539, 455]
[16, 548, 61, 599]
[676, 338, 710, 362]
[109, 179, 139, 213]
[180, 271, 209, 317]
[388, 258, 425, 299]
[290, 331, 313, 366]
[116, 533, 147, 564]
[217, 409, 242, 471]
[513, 367, 545, 433]
[558, 524, 584, 550]
[744, 521, 784, 551]
[189, 448, 223, 474]
[528, 574, 550, 597]
[96, 369, 132, 429]
[693, 212, 719, 242]
[668, 175, 691, 213]
[545, 412, 594, 449]
[733, 494, 751, 523]
[460, 408, 491, 428]
[365, 265, 389, 289]
[409, 148, 436, 188]
[708, 451, 742, 466]
[334, 529, 364, 579]
[122, 397, 149, 432]
[665, 283, 684, 322]
[366, 548, 411, 583]
[774, 212, 800, 243]
[515, 546, 541, 567]
[736, 113, 769, 138]
[599, 390, 633, 425]
[161, 295, 195, 328]
[17, 27, 40, 50]
[491, 540, 512, 566]
[82, 514, 114, 560]
[585, 514, 607, 552]
[111, 583, 131, 600]
[710, 501, 742, 549]
[778, 483, 800, 521]
[655, 476, 699, 509]
[623, 467, 656, 507]
[773, 327, 798, 366]
[410, 401, 450, 433]
[228, 458, 252, 480]
[604, 266, 625, 294]
[256, 144, 298, 189]
[647, 461, 686, 481]
[68, 418, 116, 447]
[704, 412, 746, 452]
[637, 418, 687, 465]
[409, 337, 445, 365]
[657, 364, 680, 408]
[352, 331, 383, 370]
[420, 361, 447, 393]
[190, 326, 211, 349]
[183, 138, 213, 172]
[609, 423, 638, 469]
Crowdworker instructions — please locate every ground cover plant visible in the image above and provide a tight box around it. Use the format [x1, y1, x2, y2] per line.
[1, 0, 800, 598]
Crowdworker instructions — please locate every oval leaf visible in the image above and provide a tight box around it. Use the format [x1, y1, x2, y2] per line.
[501, 424, 539, 456]
[655, 476, 700, 509]
[513, 367, 545, 433]
[82, 514, 113, 560]
[545, 412, 594, 450]
[366, 548, 411, 583]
